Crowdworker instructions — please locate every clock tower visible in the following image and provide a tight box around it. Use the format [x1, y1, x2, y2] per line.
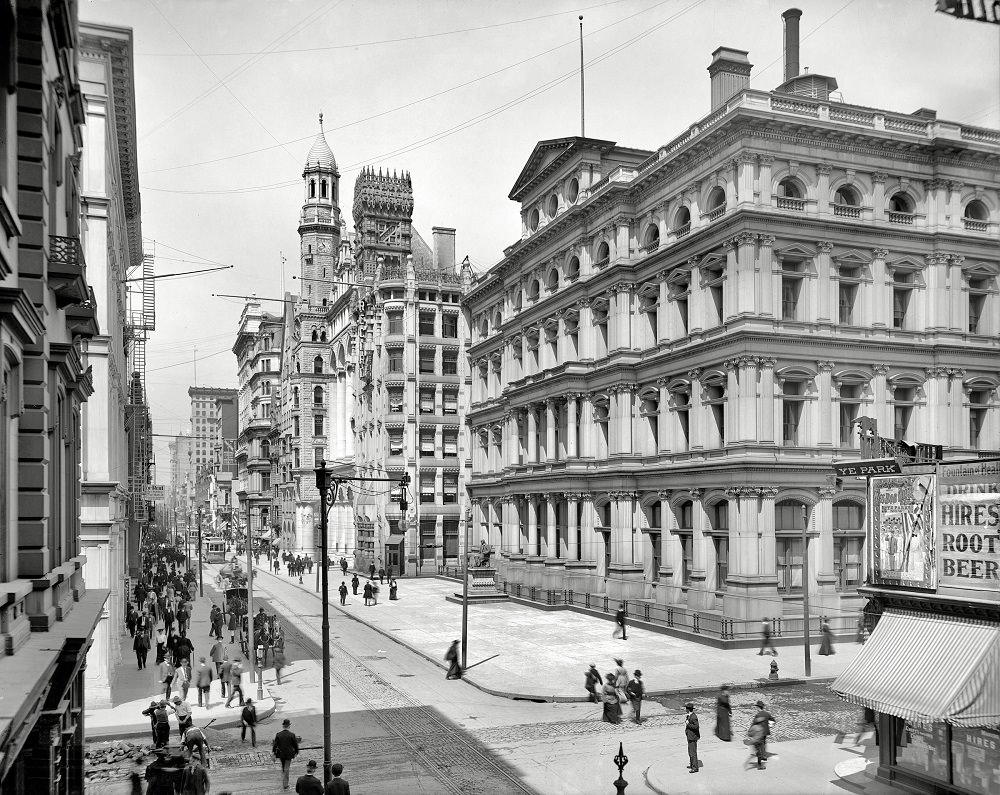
[298, 114, 341, 304]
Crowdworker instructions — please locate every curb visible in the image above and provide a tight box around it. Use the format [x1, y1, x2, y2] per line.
[85, 698, 277, 743]
[253, 567, 836, 704]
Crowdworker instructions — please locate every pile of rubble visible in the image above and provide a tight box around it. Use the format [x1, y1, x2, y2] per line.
[84, 739, 225, 783]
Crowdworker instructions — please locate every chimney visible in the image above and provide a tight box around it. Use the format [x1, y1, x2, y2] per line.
[432, 227, 456, 274]
[782, 8, 802, 82]
[707, 47, 753, 112]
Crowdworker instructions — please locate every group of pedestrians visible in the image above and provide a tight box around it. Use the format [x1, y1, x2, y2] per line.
[683, 689, 777, 774]
[589, 657, 644, 725]
[758, 616, 837, 656]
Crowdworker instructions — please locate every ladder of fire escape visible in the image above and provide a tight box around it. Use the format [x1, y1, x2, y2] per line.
[127, 245, 156, 523]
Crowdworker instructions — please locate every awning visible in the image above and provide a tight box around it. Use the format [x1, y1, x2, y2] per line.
[385, 533, 405, 545]
[831, 609, 1000, 727]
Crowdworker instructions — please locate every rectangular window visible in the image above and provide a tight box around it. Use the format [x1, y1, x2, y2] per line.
[388, 388, 404, 413]
[261, 472, 270, 492]
[442, 472, 458, 503]
[419, 349, 436, 374]
[782, 401, 802, 446]
[387, 312, 403, 334]
[313, 415, 324, 436]
[714, 535, 728, 591]
[420, 388, 435, 414]
[894, 405, 912, 440]
[840, 402, 859, 446]
[680, 534, 692, 586]
[441, 314, 458, 338]
[443, 519, 459, 558]
[443, 430, 458, 457]
[834, 536, 863, 591]
[313, 447, 324, 466]
[418, 311, 436, 336]
[293, 417, 300, 436]
[388, 429, 403, 455]
[776, 537, 803, 593]
[388, 350, 404, 373]
[420, 430, 436, 455]
[893, 288, 910, 329]
[442, 391, 458, 414]
[838, 283, 856, 325]
[781, 277, 801, 320]
[420, 518, 436, 561]
[969, 293, 986, 334]
[442, 350, 458, 375]
[420, 474, 435, 503]
[294, 448, 301, 468]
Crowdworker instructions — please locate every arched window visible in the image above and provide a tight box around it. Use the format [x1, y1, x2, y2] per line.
[546, 269, 559, 292]
[642, 224, 660, 251]
[833, 185, 861, 218]
[313, 356, 323, 374]
[313, 386, 324, 405]
[480, 319, 489, 338]
[566, 256, 580, 280]
[595, 241, 611, 267]
[964, 199, 989, 231]
[311, 329, 318, 342]
[888, 192, 915, 223]
[309, 179, 316, 198]
[706, 186, 726, 218]
[320, 180, 328, 199]
[320, 330, 327, 342]
[672, 206, 691, 235]
[777, 178, 805, 210]
[528, 279, 540, 301]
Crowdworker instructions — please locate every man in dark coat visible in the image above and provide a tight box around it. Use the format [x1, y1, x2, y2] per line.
[685, 702, 700, 773]
[613, 603, 627, 640]
[715, 684, 732, 741]
[758, 617, 778, 656]
[363, 580, 373, 606]
[584, 664, 602, 702]
[338, 581, 348, 605]
[327, 762, 351, 794]
[272, 718, 300, 790]
[750, 700, 775, 769]
[294, 759, 324, 795]
[625, 669, 645, 724]
[351, 573, 359, 595]
[445, 639, 462, 680]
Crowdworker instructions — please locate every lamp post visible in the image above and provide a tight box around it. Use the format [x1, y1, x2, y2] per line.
[801, 505, 812, 677]
[315, 460, 335, 786]
[461, 506, 471, 671]
[198, 507, 205, 597]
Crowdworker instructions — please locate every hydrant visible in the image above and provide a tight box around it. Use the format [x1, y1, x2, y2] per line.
[768, 659, 779, 680]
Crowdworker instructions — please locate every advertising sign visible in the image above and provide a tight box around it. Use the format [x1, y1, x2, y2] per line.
[938, 459, 1000, 591]
[870, 474, 937, 589]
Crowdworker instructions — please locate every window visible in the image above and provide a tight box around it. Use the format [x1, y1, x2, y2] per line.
[566, 256, 580, 280]
[777, 178, 805, 210]
[888, 192, 915, 223]
[387, 388, 403, 413]
[309, 179, 316, 198]
[833, 501, 864, 591]
[387, 312, 403, 335]
[963, 199, 989, 231]
[262, 381, 272, 395]
[833, 185, 861, 217]
[261, 471, 270, 493]
[313, 415, 324, 436]
[642, 225, 660, 252]
[294, 448, 301, 468]
[320, 179, 328, 199]
[443, 429, 458, 457]
[893, 386, 915, 439]
[714, 535, 728, 591]
[672, 206, 691, 236]
[443, 391, 458, 414]
[782, 379, 807, 446]
[781, 261, 804, 320]
[442, 350, 458, 375]
[313, 386, 323, 405]
[313, 356, 323, 374]
[419, 388, 435, 414]
[528, 207, 540, 232]
[419, 348, 435, 374]
[419, 311, 436, 336]
[419, 430, 436, 456]
[705, 186, 726, 219]
[595, 241, 610, 267]
[420, 474, 435, 503]
[442, 472, 458, 503]
[567, 177, 579, 203]
[441, 314, 458, 338]
[969, 389, 991, 449]
[314, 447, 324, 467]
[388, 428, 404, 455]
[839, 283, 857, 325]
[839, 384, 862, 446]
[261, 440, 270, 459]
[293, 416, 300, 436]
[704, 264, 725, 325]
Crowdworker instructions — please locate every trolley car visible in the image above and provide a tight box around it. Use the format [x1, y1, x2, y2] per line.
[203, 536, 227, 564]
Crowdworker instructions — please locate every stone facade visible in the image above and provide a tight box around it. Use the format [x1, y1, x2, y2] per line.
[464, 49, 1000, 638]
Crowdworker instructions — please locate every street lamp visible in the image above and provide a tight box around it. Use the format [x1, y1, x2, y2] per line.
[315, 460, 336, 786]
[461, 506, 471, 671]
[801, 505, 812, 677]
[198, 507, 205, 597]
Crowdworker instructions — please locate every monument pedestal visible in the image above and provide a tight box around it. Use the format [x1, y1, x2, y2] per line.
[445, 567, 509, 605]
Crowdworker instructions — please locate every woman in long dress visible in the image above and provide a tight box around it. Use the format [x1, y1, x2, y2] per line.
[715, 684, 732, 741]
[818, 617, 835, 655]
[601, 673, 622, 724]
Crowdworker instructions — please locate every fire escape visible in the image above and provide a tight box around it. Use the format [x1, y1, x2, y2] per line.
[125, 244, 156, 523]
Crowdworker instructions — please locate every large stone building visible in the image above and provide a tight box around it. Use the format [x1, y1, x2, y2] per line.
[76, 21, 141, 707]
[463, 11, 999, 641]
[239, 121, 473, 575]
[186, 386, 237, 536]
[0, 1, 111, 789]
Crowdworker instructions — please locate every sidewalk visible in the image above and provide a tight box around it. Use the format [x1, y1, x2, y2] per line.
[85, 575, 274, 741]
[250, 561, 860, 702]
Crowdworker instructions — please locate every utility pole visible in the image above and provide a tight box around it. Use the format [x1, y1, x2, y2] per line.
[246, 501, 256, 687]
[461, 506, 470, 671]
[315, 461, 334, 786]
[802, 505, 812, 677]
[198, 507, 204, 597]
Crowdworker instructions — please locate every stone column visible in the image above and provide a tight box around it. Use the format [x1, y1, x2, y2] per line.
[816, 162, 832, 215]
[688, 369, 703, 450]
[815, 241, 833, 322]
[758, 487, 778, 579]
[872, 171, 887, 219]
[577, 298, 593, 360]
[948, 255, 965, 333]
[758, 358, 776, 444]
[947, 181, 964, 231]
[581, 493, 595, 562]
[656, 378, 671, 455]
[566, 394, 579, 458]
[566, 494, 580, 561]
[615, 284, 633, 351]
[687, 256, 705, 334]
[949, 368, 967, 448]
[545, 399, 557, 463]
[817, 360, 834, 447]
[526, 405, 538, 465]
[545, 494, 557, 558]
[618, 387, 634, 456]
[527, 495, 539, 556]
[579, 393, 594, 458]
[757, 235, 775, 317]
[736, 152, 755, 207]
[872, 364, 891, 434]
[657, 269, 671, 344]
[814, 486, 838, 605]
[725, 358, 740, 445]
[738, 356, 759, 442]
[723, 237, 737, 320]
[734, 232, 756, 317]
[757, 155, 773, 206]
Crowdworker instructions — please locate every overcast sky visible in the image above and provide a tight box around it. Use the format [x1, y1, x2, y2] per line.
[81, 0, 998, 482]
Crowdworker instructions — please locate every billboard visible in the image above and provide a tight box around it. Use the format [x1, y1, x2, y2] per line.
[870, 474, 937, 589]
[938, 459, 1000, 591]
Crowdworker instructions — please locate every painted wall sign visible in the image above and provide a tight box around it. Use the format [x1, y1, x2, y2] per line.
[870, 474, 937, 589]
[938, 460, 1000, 590]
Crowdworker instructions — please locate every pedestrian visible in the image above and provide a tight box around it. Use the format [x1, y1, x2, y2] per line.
[162, 602, 175, 636]
[613, 602, 627, 640]
[153, 700, 171, 748]
[155, 626, 167, 665]
[272, 718, 300, 790]
[614, 658, 628, 702]
[351, 573, 359, 595]
[389, 578, 398, 600]
[625, 669, 645, 724]
[273, 647, 287, 685]
[195, 657, 214, 708]
[210, 637, 225, 676]
[170, 696, 193, 739]
[327, 762, 351, 794]
[378, 566, 385, 584]
[340, 557, 347, 576]
[758, 617, 778, 656]
[220, 655, 232, 699]
[225, 658, 245, 707]
[445, 639, 462, 679]
[370, 579, 379, 605]
[601, 673, 621, 724]
[160, 657, 175, 700]
[125, 604, 138, 638]
[685, 702, 701, 773]
[295, 759, 324, 795]
[173, 631, 194, 668]
[585, 663, 602, 702]
[748, 699, 775, 770]
[368, 562, 376, 579]
[175, 658, 191, 702]
[141, 700, 160, 745]
[338, 581, 348, 605]
[210, 604, 224, 640]
[134, 629, 151, 670]
[176, 602, 190, 635]
[136, 608, 153, 638]
[179, 757, 209, 795]
[715, 684, 732, 741]
[363, 580, 372, 606]
[818, 616, 835, 655]
[241, 698, 258, 746]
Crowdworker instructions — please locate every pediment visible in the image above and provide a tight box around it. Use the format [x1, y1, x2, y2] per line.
[775, 242, 816, 260]
[833, 249, 871, 266]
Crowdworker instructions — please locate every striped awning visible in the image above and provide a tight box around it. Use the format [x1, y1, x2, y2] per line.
[831, 609, 1000, 727]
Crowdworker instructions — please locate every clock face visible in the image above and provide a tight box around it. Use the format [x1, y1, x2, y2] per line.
[317, 239, 331, 254]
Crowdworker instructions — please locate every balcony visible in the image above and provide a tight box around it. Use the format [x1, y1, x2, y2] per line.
[672, 223, 691, 238]
[963, 218, 988, 232]
[705, 205, 726, 222]
[833, 204, 862, 219]
[66, 287, 99, 338]
[887, 211, 915, 225]
[48, 235, 88, 307]
[776, 196, 806, 212]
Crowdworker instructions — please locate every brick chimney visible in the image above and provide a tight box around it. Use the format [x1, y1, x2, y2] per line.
[782, 8, 802, 82]
[708, 47, 753, 111]
[432, 227, 456, 274]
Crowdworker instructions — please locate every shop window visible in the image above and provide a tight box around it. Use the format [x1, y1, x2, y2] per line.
[894, 720, 949, 784]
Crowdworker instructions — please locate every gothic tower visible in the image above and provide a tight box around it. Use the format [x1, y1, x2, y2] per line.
[352, 167, 414, 279]
[299, 115, 341, 304]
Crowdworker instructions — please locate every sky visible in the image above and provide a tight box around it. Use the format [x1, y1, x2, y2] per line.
[80, 0, 1000, 483]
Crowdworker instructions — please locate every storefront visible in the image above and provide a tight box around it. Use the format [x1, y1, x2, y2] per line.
[831, 458, 1000, 795]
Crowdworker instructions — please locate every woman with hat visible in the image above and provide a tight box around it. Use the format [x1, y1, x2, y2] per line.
[715, 684, 732, 741]
[601, 673, 621, 724]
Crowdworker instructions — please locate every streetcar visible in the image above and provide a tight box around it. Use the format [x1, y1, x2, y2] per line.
[202, 536, 228, 564]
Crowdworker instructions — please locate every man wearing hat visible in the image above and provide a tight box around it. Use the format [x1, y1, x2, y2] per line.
[240, 698, 258, 747]
[294, 759, 324, 795]
[272, 718, 300, 790]
[749, 700, 775, 769]
[169, 695, 193, 738]
[684, 701, 701, 773]
[625, 670, 645, 724]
